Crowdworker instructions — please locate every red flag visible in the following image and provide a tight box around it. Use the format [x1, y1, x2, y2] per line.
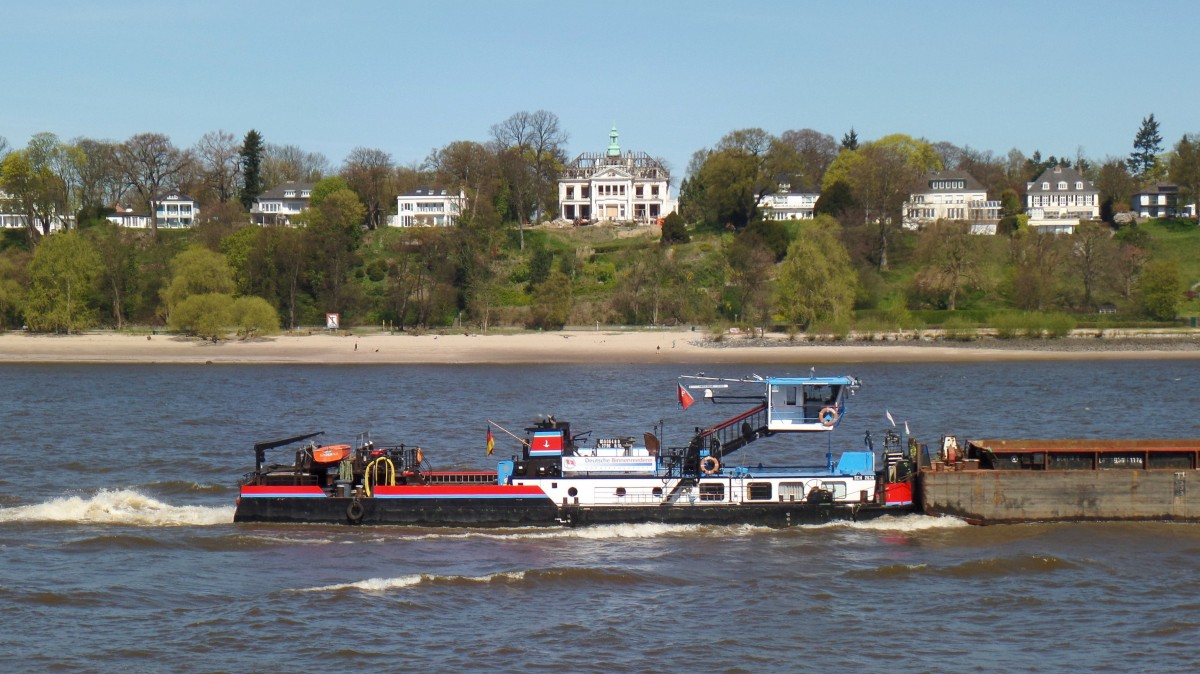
[677, 383, 695, 410]
[486, 428, 495, 455]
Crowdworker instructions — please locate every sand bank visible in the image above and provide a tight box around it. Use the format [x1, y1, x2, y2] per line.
[0, 330, 1197, 365]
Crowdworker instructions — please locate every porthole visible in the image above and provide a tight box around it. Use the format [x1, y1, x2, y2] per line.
[568, 487, 578, 497]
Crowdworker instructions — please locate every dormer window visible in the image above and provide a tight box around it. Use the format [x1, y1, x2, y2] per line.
[284, 190, 296, 198]
[1075, 182, 1083, 190]
[1042, 182, 1050, 190]
[1058, 182, 1068, 190]
[301, 190, 311, 198]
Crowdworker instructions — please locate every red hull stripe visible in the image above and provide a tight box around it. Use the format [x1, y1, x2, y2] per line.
[240, 485, 326, 498]
[373, 485, 548, 499]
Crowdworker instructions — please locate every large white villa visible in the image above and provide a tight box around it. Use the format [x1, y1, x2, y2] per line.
[557, 127, 677, 224]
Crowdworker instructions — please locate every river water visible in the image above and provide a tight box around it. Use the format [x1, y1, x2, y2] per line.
[1, 360, 1199, 672]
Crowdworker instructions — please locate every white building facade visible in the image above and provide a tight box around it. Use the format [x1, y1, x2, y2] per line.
[155, 193, 198, 228]
[391, 187, 466, 227]
[759, 188, 819, 220]
[903, 170, 1000, 232]
[1025, 166, 1099, 234]
[558, 127, 676, 224]
[251, 181, 314, 226]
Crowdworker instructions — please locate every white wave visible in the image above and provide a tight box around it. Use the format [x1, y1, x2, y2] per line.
[808, 513, 970, 532]
[384, 521, 754, 542]
[0, 489, 234, 527]
[292, 570, 527, 593]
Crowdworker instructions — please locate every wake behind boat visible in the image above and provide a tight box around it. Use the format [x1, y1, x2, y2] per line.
[233, 374, 919, 526]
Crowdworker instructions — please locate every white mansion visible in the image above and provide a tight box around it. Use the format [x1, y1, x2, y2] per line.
[902, 170, 1001, 233]
[1025, 165, 1100, 234]
[558, 127, 677, 224]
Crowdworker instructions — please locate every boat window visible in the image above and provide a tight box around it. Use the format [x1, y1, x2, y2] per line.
[615, 487, 626, 497]
[747, 482, 773, 500]
[821, 481, 847, 499]
[568, 487, 578, 497]
[779, 482, 806, 501]
[652, 487, 663, 496]
[785, 387, 797, 406]
[699, 483, 725, 501]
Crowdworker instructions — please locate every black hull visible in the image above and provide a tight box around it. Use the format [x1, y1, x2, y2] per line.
[234, 496, 907, 527]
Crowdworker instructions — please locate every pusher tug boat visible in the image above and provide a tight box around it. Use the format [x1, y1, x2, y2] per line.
[234, 374, 919, 526]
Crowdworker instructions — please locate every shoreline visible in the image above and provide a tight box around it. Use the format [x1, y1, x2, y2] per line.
[0, 329, 1198, 365]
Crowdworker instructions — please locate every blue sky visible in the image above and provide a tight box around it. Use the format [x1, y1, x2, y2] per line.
[5, 0, 1198, 182]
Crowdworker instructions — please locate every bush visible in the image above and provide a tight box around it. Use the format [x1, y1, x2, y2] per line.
[941, 316, 978, 341]
[230, 296, 280, 337]
[169, 293, 234, 339]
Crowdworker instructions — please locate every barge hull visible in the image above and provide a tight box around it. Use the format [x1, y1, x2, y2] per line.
[921, 469, 1200, 524]
[234, 496, 905, 527]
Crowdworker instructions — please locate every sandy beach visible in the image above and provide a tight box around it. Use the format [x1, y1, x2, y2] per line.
[0, 329, 1197, 365]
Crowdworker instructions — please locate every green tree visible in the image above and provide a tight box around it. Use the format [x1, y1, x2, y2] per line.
[87, 223, 139, 329]
[1168, 134, 1200, 217]
[24, 231, 102, 332]
[1094, 159, 1137, 222]
[169, 293, 234, 339]
[341, 146, 395, 230]
[161, 245, 236, 315]
[825, 134, 942, 270]
[0, 254, 27, 330]
[229, 295, 280, 337]
[1127, 114, 1163, 180]
[840, 128, 859, 151]
[1136, 259, 1183, 320]
[1006, 230, 1067, 311]
[775, 215, 858, 329]
[239, 130, 264, 210]
[724, 233, 775, 331]
[299, 180, 366, 321]
[0, 150, 65, 240]
[660, 211, 689, 244]
[528, 270, 573, 330]
[912, 221, 991, 311]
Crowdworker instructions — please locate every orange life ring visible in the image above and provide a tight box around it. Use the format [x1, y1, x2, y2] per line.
[700, 456, 720, 475]
[313, 444, 352, 464]
[819, 407, 838, 427]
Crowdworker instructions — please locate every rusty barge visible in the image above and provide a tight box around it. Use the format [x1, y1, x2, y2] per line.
[918, 437, 1200, 524]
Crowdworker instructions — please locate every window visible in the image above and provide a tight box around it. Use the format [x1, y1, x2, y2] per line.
[566, 186, 575, 199]
[1042, 182, 1050, 190]
[635, 185, 643, 198]
[821, 481, 847, 499]
[747, 482, 773, 501]
[284, 190, 296, 198]
[1075, 182, 1083, 190]
[615, 487, 627, 497]
[699, 483, 725, 501]
[1058, 181, 1068, 190]
[651, 185, 660, 197]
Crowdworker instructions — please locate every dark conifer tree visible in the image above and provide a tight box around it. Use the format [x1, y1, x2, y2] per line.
[239, 129, 264, 210]
[1127, 114, 1163, 180]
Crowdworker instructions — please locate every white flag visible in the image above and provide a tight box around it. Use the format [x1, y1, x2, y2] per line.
[905, 420, 911, 435]
[886, 410, 896, 427]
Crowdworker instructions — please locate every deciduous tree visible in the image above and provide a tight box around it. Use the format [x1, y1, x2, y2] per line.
[342, 146, 395, 230]
[195, 130, 242, 204]
[1136, 259, 1182, 320]
[775, 215, 857, 329]
[24, 231, 102, 332]
[116, 133, 192, 238]
[1168, 134, 1200, 216]
[912, 221, 991, 310]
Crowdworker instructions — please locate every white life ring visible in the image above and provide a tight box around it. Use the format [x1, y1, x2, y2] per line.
[819, 407, 838, 427]
[700, 456, 720, 475]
